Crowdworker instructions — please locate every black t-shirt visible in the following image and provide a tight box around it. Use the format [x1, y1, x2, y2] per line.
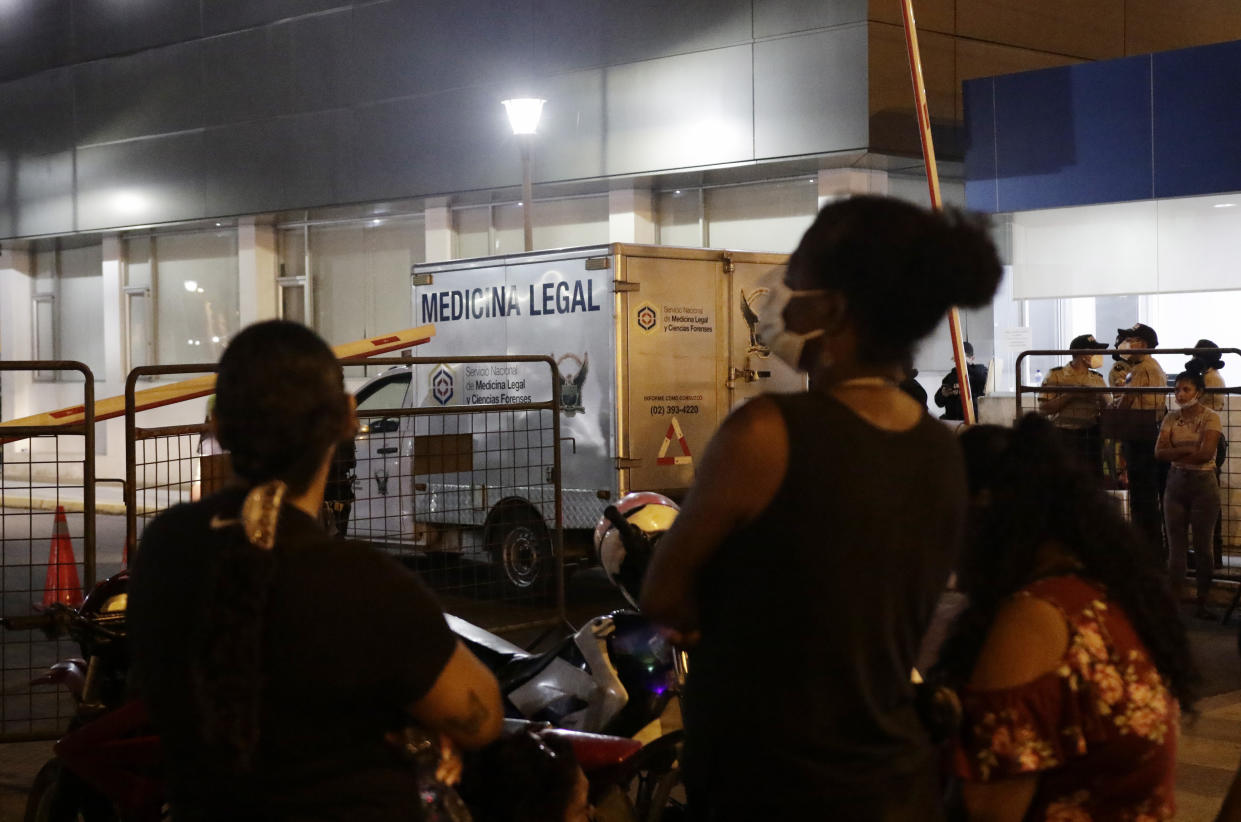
[128, 489, 457, 820]
[683, 391, 966, 815]
[934, 362, 989, 420]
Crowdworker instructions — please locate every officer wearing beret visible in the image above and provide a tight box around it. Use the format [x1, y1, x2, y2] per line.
[1115, 323, 1168, 559]
[1039, 334, 1109, 474]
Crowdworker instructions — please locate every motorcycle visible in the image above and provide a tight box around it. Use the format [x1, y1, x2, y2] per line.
[446, 492, 689, 820]
[2, 571, 163, 822]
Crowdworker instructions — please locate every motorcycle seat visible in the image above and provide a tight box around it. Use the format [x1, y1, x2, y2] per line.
[445, 614, 575, 692]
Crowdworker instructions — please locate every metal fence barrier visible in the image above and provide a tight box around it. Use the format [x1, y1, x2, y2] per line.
[0, 361, 95, 741]
[1015, 347, 1241, 610]
[344, 356, 565, 633]
[125, 355, 566, 635]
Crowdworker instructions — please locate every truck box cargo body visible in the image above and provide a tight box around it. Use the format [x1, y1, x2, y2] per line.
[349, 244, 798, 581]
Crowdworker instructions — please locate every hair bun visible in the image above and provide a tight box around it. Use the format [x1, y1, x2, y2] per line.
[925, 208, 1004, 309]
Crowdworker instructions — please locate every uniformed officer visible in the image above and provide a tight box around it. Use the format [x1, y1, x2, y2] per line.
[1039, 334, 1109, 474]
[1109, 330, 1134, 388]
[1186, 339, 1227, 568]
[1115, 323, 1168, 559]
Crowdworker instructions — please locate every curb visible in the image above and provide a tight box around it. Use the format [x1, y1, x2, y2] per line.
[0, 496, 131, 516]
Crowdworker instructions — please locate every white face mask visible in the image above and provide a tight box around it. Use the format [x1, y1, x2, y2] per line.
[754, 269, 828, 371]
[1177, 397, 1199, 409]
[1089, 354, 1104, 369]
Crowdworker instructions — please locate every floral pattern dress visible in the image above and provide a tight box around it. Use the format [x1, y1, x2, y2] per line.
[953, 575, 1179, 821]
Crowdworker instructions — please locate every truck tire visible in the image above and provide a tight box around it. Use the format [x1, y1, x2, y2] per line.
[486, 504, 554, 599]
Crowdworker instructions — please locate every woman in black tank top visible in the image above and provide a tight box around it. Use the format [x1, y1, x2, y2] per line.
[640, 196, 1003, 821]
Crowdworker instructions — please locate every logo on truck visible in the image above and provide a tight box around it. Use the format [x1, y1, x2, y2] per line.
[739, 287, 771, 357]
[557, 352, 589, 416]
[636, 303, 657, 333]
[430, 364, 455, 406]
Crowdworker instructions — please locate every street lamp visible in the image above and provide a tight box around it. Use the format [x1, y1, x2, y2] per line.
[502, 98, 545, 251]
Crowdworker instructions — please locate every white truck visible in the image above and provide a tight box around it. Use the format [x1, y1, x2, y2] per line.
[347, 243, 800, 593]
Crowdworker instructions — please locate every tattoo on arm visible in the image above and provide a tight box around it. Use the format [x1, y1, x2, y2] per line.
[443, 689, 490, 738]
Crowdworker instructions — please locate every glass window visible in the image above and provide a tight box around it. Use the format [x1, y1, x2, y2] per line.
[657, 189, 703, 247]
[455, 207, 491, 258]
[704, 179, 818, 253]
[307, 216, 425, 347]
[58, 242, 104, 380]
[280, 284, 306, 324]
[29, 242, 104, 381]
[153, 230, 240, 363]
[356, 372, 411, 411]
[126, 289, 152, 371]
[491, 196, 608, 254]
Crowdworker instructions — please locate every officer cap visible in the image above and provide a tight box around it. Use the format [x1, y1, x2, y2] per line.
[1069, 334, 1107, 351]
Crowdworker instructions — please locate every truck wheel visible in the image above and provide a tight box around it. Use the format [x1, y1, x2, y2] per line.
[487, 506, 553, 599]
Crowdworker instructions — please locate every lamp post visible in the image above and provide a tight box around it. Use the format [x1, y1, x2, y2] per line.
[502, 98, 545, 252]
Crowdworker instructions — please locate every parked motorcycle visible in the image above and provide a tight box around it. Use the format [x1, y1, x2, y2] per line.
[447, 492, 688, 820]
[2, 571, 163, 822]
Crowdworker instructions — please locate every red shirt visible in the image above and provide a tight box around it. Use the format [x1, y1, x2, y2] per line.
[954, 575, 1178, 821]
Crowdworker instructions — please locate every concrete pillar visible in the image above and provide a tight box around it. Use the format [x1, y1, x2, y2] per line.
[425, 197, 455, 262]
[238, 218, 278, 325]
[817, 169, 889, 209]
[0, 242, 33, 432]
[100, 236, 124, 387]
[608, 188, 656, 244]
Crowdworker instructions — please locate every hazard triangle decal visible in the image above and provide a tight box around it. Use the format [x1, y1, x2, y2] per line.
[656, 417, 693, 466]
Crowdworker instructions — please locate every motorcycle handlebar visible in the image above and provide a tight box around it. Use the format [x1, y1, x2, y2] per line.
[1, 613, 57, 632]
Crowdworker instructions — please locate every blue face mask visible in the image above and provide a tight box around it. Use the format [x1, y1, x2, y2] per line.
[754, 268, 828, 371]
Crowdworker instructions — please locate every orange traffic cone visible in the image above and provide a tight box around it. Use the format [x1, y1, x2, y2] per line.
[41, 506, 83, 608]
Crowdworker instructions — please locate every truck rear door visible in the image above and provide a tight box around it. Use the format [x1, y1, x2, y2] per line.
[727, 258, 805, 409]
[621, 254, 727, 496]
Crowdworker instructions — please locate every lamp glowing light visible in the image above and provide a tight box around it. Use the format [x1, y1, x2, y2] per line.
[183, 280, 198, 293]
[501, 98, 546, 135]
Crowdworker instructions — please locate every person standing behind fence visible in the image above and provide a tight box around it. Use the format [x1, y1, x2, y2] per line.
[640, 195, 1003, 820]
[1038, 334, 1109, 475]
[1115, 323, 1168, 560]
[129, 320, 502, 820]
[1188, 340, 1228, 570]
[934, 340, 988, 421]
[1157, 368, 1223, 620]
[1109, 330, 1134, 388]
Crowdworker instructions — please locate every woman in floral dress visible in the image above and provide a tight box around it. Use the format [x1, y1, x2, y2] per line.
[935, 415, 1199, 821]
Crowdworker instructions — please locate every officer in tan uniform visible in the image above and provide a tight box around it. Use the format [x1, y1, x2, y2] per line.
[1109, 329, 1134, 388]
[1187, 339, 1227, 568]
[1115, 323, 1168, 558]
[1039, 334, 1109, 474]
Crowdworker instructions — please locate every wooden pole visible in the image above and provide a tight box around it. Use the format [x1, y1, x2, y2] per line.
[1, 324, 436, 440]
[900, 0, 975, 425]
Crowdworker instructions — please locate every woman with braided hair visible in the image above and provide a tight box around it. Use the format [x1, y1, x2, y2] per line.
[130, 320, 501, 820]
